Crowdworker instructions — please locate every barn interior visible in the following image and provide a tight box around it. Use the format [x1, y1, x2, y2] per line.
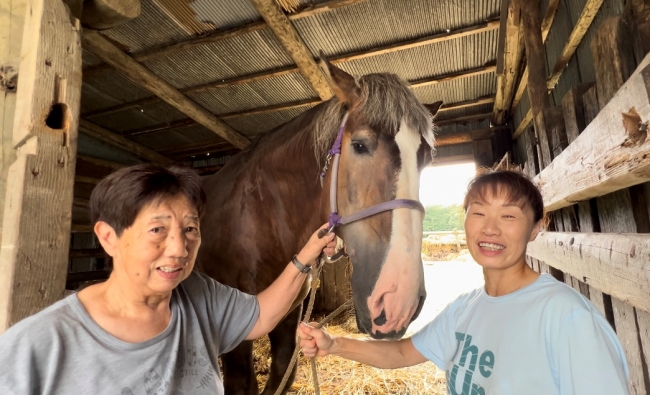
[1, 0, 650, 393]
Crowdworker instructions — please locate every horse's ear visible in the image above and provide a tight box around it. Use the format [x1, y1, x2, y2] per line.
[319, 51, 361, 106]
[424, 101, 444, 118]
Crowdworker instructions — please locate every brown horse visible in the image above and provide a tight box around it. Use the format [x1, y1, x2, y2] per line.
[198, 59, 442, 395]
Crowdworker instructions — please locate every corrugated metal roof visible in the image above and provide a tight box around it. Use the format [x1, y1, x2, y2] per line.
[436, 120, 491, 136]
[190, 0, 260, 28]
[223, 105, 319, 136]
[188, 72, 317, 115]
[332, 30, 498, 82]
[77, 0, 505, 165]
[295, 0, 499, 58]
[413, 72, 496, 109]
[130, 124, 221, 151]
[140, 28, 296, 89]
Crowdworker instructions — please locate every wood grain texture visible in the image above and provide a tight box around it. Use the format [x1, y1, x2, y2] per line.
[0, 0, 81, 332]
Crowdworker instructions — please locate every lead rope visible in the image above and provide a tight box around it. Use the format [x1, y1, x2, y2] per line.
[274, 257, 353, 395]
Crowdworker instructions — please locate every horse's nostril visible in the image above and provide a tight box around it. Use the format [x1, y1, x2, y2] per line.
[373, 309, 387, 326]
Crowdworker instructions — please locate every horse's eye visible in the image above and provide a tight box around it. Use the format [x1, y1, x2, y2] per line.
[352, 142, 368, 154]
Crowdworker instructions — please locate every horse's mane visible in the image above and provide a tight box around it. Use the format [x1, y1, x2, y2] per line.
[312, 73, 434, 166]
[239, 73, 434, 169]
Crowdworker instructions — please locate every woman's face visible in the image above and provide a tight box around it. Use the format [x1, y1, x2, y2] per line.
[111, 194, 201, 294]
[464, 191, 541, 272]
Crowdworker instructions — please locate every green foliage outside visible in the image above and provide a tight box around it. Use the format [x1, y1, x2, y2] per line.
[423, 204, 465, 232]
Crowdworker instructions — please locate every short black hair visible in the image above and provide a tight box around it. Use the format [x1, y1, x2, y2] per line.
[90, 164, 206, 236]
[463, 169, 545, 223]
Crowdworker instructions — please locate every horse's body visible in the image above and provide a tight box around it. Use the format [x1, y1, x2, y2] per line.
[198, 60, 440, 394]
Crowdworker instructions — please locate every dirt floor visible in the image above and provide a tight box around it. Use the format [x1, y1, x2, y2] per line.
[253, 249, 485, 394]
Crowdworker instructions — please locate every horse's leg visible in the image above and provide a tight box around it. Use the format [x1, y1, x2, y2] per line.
[261, 303, 303, 395]
[222, 340, 259, 395]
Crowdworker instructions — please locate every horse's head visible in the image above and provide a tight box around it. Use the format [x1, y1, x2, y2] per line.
[317, 58, 442, 339]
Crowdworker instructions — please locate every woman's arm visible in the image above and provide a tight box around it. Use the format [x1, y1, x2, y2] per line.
[298, 322, 428, 369]
[245, 225, 336, 340]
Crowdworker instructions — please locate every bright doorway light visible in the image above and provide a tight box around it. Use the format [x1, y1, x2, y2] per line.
[419, 162, 476, 207]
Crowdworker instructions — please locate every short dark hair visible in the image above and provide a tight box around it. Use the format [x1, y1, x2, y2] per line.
[463, 169, 545, 223]
[90, 164, 206, 236]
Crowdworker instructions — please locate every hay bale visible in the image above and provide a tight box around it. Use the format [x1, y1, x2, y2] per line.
[252, 308, 448, 394]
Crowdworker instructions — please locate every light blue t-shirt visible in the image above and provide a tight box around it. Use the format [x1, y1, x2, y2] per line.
[411, 274, 629, 395]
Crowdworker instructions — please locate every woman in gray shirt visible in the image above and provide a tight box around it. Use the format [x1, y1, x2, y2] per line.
[0, 163, 335, 394]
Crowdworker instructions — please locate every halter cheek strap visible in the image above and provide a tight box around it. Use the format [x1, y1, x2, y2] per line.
[320, 112, 425, 233]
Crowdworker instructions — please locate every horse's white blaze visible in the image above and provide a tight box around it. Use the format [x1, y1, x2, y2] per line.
[389, 119, 423, 264]
[369, 119, 424, 330]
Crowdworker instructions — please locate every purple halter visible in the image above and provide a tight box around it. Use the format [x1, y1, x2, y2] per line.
[319, 112, 425, 235]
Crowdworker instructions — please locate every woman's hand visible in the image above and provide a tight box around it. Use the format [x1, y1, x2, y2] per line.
[296, 223, 337, 265]
[299, 322, 336, 357]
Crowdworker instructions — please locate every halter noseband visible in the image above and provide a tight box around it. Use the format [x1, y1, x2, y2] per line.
[319, 112, 425, 234]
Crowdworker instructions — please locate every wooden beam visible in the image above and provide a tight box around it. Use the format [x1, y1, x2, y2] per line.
[509, 0, 561, 114]
[438, 96, 495, 112]
[431, 153, 475, 166]
[80, 0, 140, 30]
[73, 197, 90, 208]
[83, 27, 499, 120]
[534, 53, 650, 212]
[82, 0, 368, 78]
[521, 0, 550, 118]
[334, 19, 499, 64]
[66, 269, 110, 284]
[75, 175, 102, 185]
[77, 154, 125, 171]
[158, 140, 230, 156]
[512, 0, 605, 136]
[112, 67, 496, 138]
[513, 107, 534, 138]
[71, 224, 94, 233]
[436, 112, 492, 126]
[249, 0, 333, 100]
[81, 30, 252, 149]
[435, 125, 509, 147]
[69, 248, 106, 259]
[78, 119, 175, 164]
[0, 0, 81, 331]
[527, 231, 650, 314]
[492, 0, 524, 125]
[548, 0, 604, 89]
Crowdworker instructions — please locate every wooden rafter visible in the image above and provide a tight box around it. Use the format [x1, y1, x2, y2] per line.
[249, 0, 333, 100]
[509, 0, 561, 113]
[434, 125, 509, 146]
[512, 0, 604, 138]
[83, 24, 499, 120]
[436, 112, 492, 126]
[492, 0, 523, 125]
[105, 67, 496, 138]
[82, 30, 252, 149]
[79, 119, 175, 164]
[82, 0, 368, 78]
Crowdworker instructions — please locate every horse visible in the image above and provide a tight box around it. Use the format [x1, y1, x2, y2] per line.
[198, 58, 442, 395]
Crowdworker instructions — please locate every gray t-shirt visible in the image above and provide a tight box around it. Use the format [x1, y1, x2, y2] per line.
[0, 271, 259, 394]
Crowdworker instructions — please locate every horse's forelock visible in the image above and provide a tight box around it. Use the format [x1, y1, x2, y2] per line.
[311, 73, 434, 167]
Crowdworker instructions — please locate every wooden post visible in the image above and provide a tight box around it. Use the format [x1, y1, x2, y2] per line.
[0, 0, 82, 332]
[591, 15, 638, 110]
[472, 139, 493, 168]
[629, 0, 650, 56]
[561, 83, 594, 144]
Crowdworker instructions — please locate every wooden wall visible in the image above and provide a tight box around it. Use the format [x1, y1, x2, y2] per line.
[514, 1, 650, 393]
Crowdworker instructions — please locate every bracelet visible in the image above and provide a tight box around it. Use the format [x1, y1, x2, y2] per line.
[292, 254, 312, 274]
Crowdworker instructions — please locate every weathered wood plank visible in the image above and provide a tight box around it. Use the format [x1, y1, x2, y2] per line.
[249, 0, 332, 100]
[0, 0, 81, 332]
[78, 119, 174, 165]
[472, 139, 493, 168]
[611, 298, 648, 395]
[562, 83, 594, 144]
[80, 0, 140, 30]
[81, 31, 251, 149]
[512, 0, 605, 138]
[591, 15, 638, 110]
[534, 107, 565, 169]
[534, 53, 650, 212]
[582, 84, 599, 125]
[528, 232, 650, 313]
